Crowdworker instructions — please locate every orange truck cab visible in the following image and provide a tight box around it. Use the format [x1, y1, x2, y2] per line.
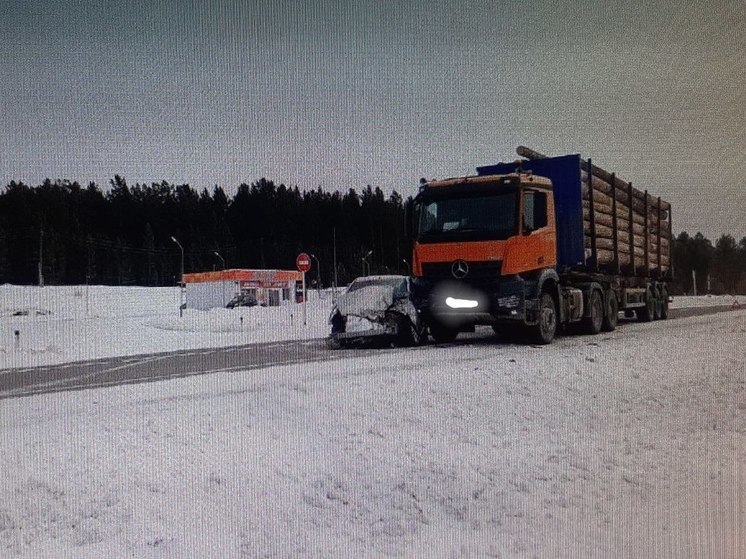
[407, 150, 672, 344]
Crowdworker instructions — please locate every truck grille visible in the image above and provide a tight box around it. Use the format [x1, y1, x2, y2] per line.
[421, 261, 502, 280]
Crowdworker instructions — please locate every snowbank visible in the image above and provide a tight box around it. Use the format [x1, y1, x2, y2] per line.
[670, 294, 743, 309]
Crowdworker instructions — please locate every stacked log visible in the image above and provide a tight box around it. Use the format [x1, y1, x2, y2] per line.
[517, 146, 671, 274]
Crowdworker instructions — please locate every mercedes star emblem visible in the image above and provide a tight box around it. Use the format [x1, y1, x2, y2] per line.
[451, 259, 469, 279]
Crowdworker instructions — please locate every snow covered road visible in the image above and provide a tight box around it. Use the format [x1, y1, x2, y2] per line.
[1, 310, 744, 557]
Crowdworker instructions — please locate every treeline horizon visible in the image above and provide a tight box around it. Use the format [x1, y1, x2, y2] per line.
[0, 178, 744, 294]
[0, 177, 409, 288]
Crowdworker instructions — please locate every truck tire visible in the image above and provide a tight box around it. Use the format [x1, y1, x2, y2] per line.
[531, 292, 557, 344]
[429, 322, 458, 344]
[582, 289, 603, 335]
[601, 291, 618, 332]
[653, 285, 662, 320]
[636, 288, 654, 322]
[660, 287, 669, 320]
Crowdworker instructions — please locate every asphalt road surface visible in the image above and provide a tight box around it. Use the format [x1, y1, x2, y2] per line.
[0, 305, 734, 400]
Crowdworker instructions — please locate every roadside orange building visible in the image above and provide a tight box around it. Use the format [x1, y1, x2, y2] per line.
[183, 269, 303, 309]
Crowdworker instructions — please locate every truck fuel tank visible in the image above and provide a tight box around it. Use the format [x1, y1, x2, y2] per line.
[563, 287, 584, 321]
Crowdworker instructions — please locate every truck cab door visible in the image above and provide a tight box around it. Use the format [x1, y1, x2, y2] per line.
[503, 190, 557, 274]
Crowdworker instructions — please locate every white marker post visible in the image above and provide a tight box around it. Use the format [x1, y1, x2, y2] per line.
[302, 271, 307, 326]
[296, 252, 312, 327]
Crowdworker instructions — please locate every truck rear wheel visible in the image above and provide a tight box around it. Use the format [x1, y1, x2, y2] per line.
[582, 290, 603, 335]
[660, 287, 669, 320]
[531, 292, 557, 344]
[429, 322, 458, 344]
[636, 288, 655, 322]
[601, 292, 618, 332]
[653, 288, 662, 320]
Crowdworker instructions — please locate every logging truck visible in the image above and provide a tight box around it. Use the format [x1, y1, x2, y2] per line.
[407, 147, 672, 344]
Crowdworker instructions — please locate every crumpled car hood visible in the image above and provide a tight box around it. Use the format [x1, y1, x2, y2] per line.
[336, 285, 396, 318]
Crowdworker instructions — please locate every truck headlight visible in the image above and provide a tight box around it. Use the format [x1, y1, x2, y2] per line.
[446, 297, 479, 309]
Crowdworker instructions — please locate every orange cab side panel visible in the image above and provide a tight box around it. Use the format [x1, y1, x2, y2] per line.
[501, 231, 557, 275]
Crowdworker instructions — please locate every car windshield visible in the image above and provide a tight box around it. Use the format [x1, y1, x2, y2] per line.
[346, 278, 405, 293]
[417, 190, 517, 242]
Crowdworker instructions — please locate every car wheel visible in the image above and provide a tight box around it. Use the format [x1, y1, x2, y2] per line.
[408, 320, 427, 346]
[326, 336, 342, 349]
[392, 315, 414, 347]
[429, 322, 458, 344]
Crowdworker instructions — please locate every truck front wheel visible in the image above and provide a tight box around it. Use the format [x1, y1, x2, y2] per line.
[531, 292, 557, 344]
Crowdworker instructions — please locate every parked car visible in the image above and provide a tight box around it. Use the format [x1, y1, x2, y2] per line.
[226, 292, 258, 308]
[328, 275, 427, 348]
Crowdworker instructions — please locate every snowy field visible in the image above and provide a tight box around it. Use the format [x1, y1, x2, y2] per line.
[1, 309, 744, 557]
[0, 285, 742, 369]
[0, 285, 335, 369]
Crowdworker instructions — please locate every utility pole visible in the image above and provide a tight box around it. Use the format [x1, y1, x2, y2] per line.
[333, 227, 338, 292]
[311, 254, 321, 292]
[692, 270, 697, 296]
[171, 236, 185, 317]
[38, 228, 44, 287]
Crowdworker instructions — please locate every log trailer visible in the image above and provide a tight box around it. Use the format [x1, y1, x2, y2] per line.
[407, 147, 672, 344]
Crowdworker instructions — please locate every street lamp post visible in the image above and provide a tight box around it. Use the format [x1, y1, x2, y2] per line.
[214, 250, 227, 305]
[332, 227, 338, 293]
[171, 236, 184, 317]
[213, 251, 226, 269]
[311, 254, 321, 292]
[362, 250, 373, 276]
[402, 259, 411, 274]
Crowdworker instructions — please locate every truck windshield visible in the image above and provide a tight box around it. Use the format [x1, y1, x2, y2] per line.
[417, 191, 517, 243]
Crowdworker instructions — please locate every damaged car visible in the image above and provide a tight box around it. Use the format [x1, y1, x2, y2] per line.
[328, 275, 427, 348]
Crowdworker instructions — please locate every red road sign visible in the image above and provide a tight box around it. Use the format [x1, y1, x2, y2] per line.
[296, 252, 312, 273]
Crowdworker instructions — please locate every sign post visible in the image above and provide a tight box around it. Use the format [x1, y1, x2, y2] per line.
[296, 252, 312, 326]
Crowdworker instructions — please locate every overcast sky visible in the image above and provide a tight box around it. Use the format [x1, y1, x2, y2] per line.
[1, 0, 744, 240]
